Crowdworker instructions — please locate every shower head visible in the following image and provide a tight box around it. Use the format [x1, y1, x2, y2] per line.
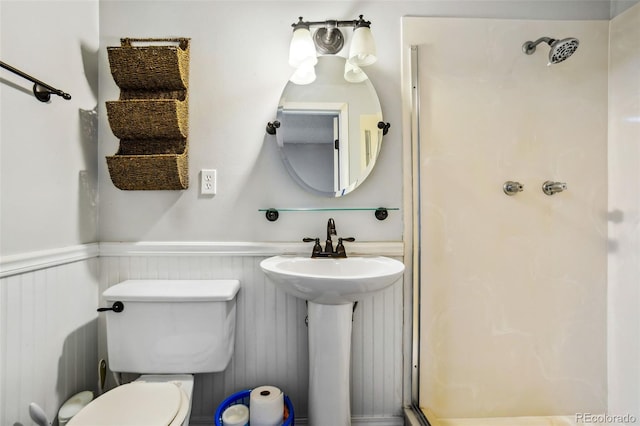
[522, 36, 579, 65]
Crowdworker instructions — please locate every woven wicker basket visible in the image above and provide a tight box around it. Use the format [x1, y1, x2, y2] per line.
[116, 139, 187, 155]
[107, 38, 189, 91]
[106, 98, 188, 140]
[107, 143, 189, 190]
[105, 37, 190, 190]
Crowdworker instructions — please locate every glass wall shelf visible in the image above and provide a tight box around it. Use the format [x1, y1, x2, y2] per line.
[258, 207, 399, 222]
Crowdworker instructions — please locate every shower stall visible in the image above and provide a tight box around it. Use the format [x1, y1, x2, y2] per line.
[403, 10, 639, 426]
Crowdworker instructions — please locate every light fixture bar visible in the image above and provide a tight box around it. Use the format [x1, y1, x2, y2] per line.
[291, 16, 370, 30]
[287, 15, 376, 85]
[291, 15, 372, 56]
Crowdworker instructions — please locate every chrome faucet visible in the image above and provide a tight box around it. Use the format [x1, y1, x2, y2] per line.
[303, 218, 355, 258]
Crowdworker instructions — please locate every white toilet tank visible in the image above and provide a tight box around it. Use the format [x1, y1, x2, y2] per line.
[102, 280, 240, 374]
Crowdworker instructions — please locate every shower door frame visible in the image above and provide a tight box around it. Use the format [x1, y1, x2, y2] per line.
[401, 42, 427, 422]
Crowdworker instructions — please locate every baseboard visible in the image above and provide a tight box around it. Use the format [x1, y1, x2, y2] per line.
[351, 417, 405, 425]
[190, 415, 404, 425]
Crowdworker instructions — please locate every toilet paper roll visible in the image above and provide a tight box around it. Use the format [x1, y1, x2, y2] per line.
[221, 404, 249, 426]
[249, 386, 284, 426]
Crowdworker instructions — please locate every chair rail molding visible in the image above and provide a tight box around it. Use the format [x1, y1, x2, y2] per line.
[98, 241, 404, 257]
[0, 243, 100, 278]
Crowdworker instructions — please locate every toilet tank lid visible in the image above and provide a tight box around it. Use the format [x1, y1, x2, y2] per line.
[103, 280, 240, 302]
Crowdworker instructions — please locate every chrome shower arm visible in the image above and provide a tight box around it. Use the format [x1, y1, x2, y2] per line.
[522, 37, 553, 55]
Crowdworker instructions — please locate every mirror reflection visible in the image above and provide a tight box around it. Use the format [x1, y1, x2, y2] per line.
[276, 56, 384, 197]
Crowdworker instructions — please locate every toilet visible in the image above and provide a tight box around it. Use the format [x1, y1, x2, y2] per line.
[68, 279, 240, 426]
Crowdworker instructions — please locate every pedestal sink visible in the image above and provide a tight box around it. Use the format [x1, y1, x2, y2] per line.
[260, 256, 405, 426]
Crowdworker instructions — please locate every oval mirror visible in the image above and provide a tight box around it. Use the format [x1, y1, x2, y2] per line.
[275, 56, 384, 197]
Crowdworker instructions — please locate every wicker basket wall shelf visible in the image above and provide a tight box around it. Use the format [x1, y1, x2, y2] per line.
[107, 38, 189, 91]
[106, 37, 190, 190]
[107, 142, 189, 191]
[106, 99, 188, 140]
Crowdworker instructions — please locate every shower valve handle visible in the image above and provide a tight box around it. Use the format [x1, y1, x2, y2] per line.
[503, 181, 524, 196]
[542, 181, 567, 195]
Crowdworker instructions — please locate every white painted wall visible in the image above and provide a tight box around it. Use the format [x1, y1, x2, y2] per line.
[98, 1, 399, 243]
[610, 0, 640, 17]
[0, 0, 99, 256]
[0, 2, 101, 425]
[607, 2, 640, 422]
[97, 0, 613, 245]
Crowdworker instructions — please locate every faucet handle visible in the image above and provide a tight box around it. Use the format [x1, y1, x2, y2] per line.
[303, 237, 323, 257]
[335, 237, 355, 258]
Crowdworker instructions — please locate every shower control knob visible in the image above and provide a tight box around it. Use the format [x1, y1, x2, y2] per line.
[503, 181, 524, 196]
[542, 181, 567, 195]
[97, 301, 124, 313]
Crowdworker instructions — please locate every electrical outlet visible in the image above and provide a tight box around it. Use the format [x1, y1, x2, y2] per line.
[201, 169, 216, 195]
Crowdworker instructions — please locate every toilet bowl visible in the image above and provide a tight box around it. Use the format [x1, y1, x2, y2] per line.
[57, 391, 93, 426]
[67, 375, 193, 426]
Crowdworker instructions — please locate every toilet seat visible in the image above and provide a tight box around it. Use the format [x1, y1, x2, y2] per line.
[67, 381, 189, 426]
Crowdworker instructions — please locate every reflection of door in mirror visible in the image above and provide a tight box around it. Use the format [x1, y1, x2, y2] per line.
[279, 102, 349, 193]
[359, 114, 382, 171]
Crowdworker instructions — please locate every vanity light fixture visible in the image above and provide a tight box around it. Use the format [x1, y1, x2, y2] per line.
[289, 20, 317, 68]
[290, 62, 317, 85]
[348, 17, 377, 67]
[344, 60, 367, 83]
[288, 15, 377, 84]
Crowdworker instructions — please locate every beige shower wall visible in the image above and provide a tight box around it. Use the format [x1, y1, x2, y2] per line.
[404, 17, 609, 418]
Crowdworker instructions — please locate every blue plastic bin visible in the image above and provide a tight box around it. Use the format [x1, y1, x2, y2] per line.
[214, 389, 294, 426]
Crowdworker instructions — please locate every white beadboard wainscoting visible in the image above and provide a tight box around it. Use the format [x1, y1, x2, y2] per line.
[0, 245, 100, 426]
[98, 241, 406, 425]
[0, 242, 405, 425]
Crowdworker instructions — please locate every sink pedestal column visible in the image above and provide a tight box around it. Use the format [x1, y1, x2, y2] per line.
[307, 301, 353, 426]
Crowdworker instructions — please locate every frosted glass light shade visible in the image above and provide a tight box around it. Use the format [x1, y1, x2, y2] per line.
[348, 26, 377, 67]
[289, 62, 316, 85]
[289, 28, 317, 68]
[344, 61, 368, 83]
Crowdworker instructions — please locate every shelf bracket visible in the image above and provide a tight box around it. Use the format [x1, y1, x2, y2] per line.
[266, 121, 280, 135]
[377, 121, 390, 135]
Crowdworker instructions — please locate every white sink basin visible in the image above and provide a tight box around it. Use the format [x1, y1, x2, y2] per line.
[260, 256, 405, 305]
